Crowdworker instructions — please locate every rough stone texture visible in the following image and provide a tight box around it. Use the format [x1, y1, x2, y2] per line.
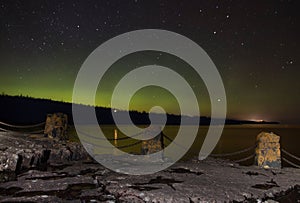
[0, 132, 299, 202]
[0, 157, 299, 202]
[255, 132, 281, 169]
[141, 127, 164, 155]
[0, 132, 90, 177]
[44, 113, 68, 140]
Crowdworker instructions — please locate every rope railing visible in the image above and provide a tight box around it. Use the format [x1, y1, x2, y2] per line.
[281, 149, 300, 162]
[0, 127, 22, 133]
[76, 128, 144, 141]
[0, 126, 44, 134]
[2, 121, 299, 168]
[162, 133, 188, 150]
[82, 139, 143, 149]
[116, 140, 143, 149]
[0, 120, 45, 134]
[209, 144, 257, 157]
[0, 121, 45, 128]
[282, 157, 300, 169]
[234, 154, 255, 163]
[162, 133, 256, 163]
[281, 149, 300, 168]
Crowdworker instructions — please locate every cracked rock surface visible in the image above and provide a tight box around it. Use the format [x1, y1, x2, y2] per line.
[0, 132, 299, 202]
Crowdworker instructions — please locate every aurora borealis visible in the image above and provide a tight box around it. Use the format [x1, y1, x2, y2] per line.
[0, 1, 299, 123]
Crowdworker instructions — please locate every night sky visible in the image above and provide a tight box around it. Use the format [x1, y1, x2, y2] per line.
[0, 0, 299, 123]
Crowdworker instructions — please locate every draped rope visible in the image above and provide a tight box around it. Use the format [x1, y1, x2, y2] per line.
[162, 133, 188, 150]
[234, 154, 255, 163]
[76, 128, 144, 141]
[0, 127, 44, 134]
[0, 121, 45, 128]
[282, 157, 300, 168]
[209, 144, 257, 157]
[116, 140, 143, 149]
[162, 133, 256, 163]
[82, 140, 143, 149]
[281, 149, 300, 162]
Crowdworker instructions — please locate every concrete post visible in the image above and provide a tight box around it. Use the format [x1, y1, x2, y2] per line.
[255, 132, 281, 169]
[44, 113, 68, 140]
[141, 126, 164, 159]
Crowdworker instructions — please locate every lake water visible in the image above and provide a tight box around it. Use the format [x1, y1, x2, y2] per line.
[69, 124, 300, 167]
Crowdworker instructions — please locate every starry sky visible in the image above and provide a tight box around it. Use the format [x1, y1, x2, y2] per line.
[0, 0, 299, 123]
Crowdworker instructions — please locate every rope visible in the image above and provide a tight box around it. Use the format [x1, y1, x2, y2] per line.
[116, 140, 143, 149]
[234, 154, 255, 163]
[0, 127, 21, 133]
[210, 144, 257, 157]
[0, 127, 44, 134]
[0, 121, 45, 128]
[81, 140, 143, 149]
[281, 149, 300, 162]
[162, 134, 188, 150]
[76, 129, 144, 141]
[282, 157, 300, 168]
[27, 129, 45, 134]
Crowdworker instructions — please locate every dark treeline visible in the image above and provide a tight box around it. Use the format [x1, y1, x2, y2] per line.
[0, 95, 279, 125]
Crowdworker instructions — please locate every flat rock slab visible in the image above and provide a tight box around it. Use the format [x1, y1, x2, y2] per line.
[0, 132, 299, 202]
[0, 158, 298, 202]
[100, 158, 300, 202]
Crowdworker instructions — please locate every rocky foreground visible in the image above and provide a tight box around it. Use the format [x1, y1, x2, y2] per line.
[0, 132, 299, 203]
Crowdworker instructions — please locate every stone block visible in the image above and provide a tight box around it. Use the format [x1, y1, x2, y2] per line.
[255, 132, 281, 169]
[141, 126, 164, 155]
[44, 113, 68, 140]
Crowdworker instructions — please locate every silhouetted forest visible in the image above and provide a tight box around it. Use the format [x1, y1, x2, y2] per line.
[0, 95, 279, 125]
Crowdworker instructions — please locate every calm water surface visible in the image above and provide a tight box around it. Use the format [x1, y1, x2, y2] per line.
[70, 124, 300, 166]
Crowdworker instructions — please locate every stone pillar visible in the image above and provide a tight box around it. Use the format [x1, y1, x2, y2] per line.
[44, 113, 68, 140]
[141, 126, 164, 156]
[255, 132, 281, 169]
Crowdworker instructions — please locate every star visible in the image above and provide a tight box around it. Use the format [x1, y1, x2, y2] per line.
[0, 0, 298, 124]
